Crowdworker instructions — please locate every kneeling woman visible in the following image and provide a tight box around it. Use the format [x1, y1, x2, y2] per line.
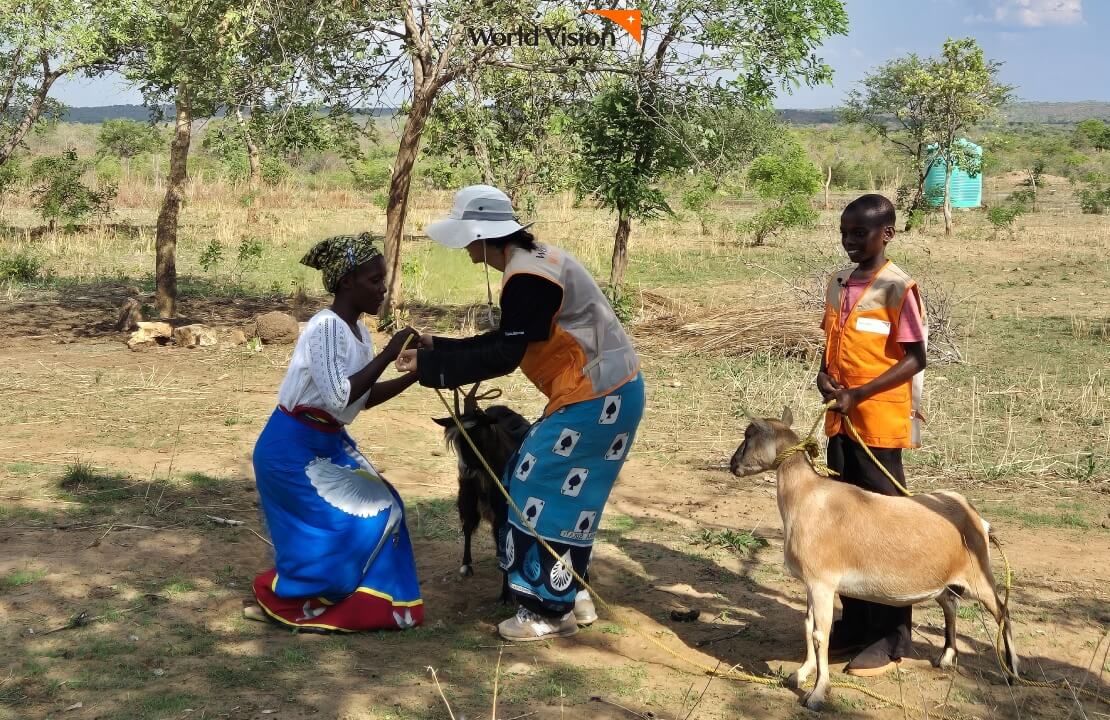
[247, 233, 424, 632]
[396, 186, 644, 642]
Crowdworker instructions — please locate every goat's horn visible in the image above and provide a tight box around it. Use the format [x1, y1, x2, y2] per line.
[452, 388, 462, 417]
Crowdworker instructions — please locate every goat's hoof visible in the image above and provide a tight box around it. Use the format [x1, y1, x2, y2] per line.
[934, 648, 957, 670]
[458, 565, 474, 577]
[801, 690, 825, 712]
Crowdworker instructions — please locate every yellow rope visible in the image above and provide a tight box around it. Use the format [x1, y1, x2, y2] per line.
[431, 388, 969, 719]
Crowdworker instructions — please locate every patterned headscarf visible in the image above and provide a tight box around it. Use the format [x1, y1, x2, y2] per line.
[300, 232, 384, 293]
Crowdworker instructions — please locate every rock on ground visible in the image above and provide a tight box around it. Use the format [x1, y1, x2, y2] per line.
[173, 324, 218, 349]
[252, 312, 299, 345]
[126, 321, 173, 351]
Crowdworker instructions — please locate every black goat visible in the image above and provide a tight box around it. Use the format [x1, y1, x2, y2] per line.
[433, 384, 530, 595]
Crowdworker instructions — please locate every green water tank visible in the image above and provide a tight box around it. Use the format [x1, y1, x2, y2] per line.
[924, 139, 982, 208]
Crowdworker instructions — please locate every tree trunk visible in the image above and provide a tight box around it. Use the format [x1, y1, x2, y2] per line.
[0, 72, 60, 167]
[942, 160, 954, 237]
[609, 207, 632, 299]
[381, 88, 434, 325]
[473, 131, 494, 187]
[1029, 170, 1037, 212]
[235, 106, 261, 224]
[823, 165, 832, 210]
[154, 90, 192, 319]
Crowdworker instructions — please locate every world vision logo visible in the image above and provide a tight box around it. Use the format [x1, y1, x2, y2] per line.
[466, 7, 642, 47]
[583, 9, 642, 45]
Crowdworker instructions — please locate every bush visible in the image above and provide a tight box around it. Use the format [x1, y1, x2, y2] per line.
[349, 159, 393, 191]
[0, 249, 44, 282]
[986, 203, 1026, 236]
[97, 119, 163, 159]
[30, 149, 117, 229]
[1077, 185, 1110, 214]
[0, 156, 24, 196]
[261, 156, 290, 186]
[743, 141, 822, 245]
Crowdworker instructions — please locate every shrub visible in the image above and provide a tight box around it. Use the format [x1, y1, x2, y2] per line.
[30, 149, 117, 229]
[97, 119, 163, 159]
[986, 202, 1026, 236]
[1077, 185, 1110, 215]
[0, 249, 44, 282]
[743, 141, 822, 245]
[349, 159, 393, 191]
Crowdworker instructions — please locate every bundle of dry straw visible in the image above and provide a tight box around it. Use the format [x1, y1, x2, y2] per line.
[632, 291, 823, 359]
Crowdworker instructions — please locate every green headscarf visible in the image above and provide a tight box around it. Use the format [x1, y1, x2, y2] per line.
[300, 232, 384, 293]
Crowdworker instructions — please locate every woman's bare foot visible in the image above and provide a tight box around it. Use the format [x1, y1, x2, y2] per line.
[242, 603, 267, 622]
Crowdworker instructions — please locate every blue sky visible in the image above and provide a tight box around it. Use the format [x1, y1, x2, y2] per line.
[53, 0, 1110, 109]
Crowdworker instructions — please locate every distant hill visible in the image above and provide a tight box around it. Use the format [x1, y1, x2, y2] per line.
[63, 101, 1110, 126]
[61, 105, 397, 124]
[777, 101, 1110, 126]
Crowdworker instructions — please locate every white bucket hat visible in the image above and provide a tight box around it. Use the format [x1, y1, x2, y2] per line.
[425, 185, 534, 249]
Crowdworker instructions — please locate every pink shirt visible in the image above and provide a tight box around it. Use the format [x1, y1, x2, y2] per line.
[835, 275, 926, 344]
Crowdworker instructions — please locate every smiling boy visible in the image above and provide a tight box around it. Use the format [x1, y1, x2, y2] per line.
[816, 194, 928, 676]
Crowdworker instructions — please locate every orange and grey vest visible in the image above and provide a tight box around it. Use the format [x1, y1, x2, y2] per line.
[823, 261, 927, 449]
[504, 244, 640, 416]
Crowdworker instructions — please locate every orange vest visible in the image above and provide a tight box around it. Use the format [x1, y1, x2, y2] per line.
[504, 244, 640, 416]
[823, 261, 927, 449]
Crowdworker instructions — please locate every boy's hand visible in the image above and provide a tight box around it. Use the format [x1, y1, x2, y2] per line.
[830, 387, 858, 415]
[418, 333, 434, 350]
[816, 372, 841, 400]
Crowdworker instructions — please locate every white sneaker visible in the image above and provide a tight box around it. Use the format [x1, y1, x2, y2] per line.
[573, 590, 598, 626]
[498, 606, 578, 642]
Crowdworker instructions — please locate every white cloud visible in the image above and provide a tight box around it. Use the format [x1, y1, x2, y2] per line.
[989, 0, 1083, 27]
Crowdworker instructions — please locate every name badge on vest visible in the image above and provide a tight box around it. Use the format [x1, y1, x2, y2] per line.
[855, 317, 891, 336]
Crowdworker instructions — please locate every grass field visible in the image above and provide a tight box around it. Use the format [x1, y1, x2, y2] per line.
[1, 172, 1108, 720]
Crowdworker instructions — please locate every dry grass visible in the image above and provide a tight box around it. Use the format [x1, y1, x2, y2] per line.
[633, 297, 822, 360]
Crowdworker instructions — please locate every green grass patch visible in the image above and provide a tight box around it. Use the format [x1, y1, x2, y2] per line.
[409, 496, 461, 540]
[183, 471, 224, 489]
[0, 568, 46, 592]
[59, 461, 132, 504]
[981, 502, 1091, 530]
[688, 528, 769, 553]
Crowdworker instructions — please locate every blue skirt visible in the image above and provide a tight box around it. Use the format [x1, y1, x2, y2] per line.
[251, 408, 422, 630]
[499, 374, 645, 615]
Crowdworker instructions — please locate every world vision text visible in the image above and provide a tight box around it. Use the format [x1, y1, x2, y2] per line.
[466, 25, 617, 48]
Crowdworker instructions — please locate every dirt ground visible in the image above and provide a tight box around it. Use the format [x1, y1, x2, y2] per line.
[1, 281, 1108, 720]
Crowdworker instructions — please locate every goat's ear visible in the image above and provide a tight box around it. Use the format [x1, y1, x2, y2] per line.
[749, 416, 772, 433]
[432, 417, 453, 427]
[781, 406, 793, 427]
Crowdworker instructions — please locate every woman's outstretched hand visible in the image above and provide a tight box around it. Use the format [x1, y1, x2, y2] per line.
[384, 327, 419, 360]
[395, 349, 418, 373]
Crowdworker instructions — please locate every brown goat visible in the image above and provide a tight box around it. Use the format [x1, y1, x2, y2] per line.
[434, 384, 530, 600]
[730, 409, 1018, 711]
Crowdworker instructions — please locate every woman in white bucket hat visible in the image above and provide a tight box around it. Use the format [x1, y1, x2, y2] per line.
[397, 185, 645, 642]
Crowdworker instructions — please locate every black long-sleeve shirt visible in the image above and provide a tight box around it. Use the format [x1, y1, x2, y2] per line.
[417, 274, 563, 389]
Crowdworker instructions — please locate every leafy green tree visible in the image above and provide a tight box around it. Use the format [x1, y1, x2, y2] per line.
[841, 54, 933, 220]
[910, 38, 1013, 236]
[97, 119, 162, 159]
[0, 0, 129, 167]
[30, 148, 117, 230]
[743, 139, 822, 245]
[1074, 119, 1110, 152]
[571, 0, 847, 297]
[573, 78, 689, 293]
[122, 0, 353, 317]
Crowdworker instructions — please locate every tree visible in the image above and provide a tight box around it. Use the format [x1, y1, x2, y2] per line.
[744, 138, 822, 245]
[0, 0, 127, 167]
[123, 0, 352, 317]
[423, 43, 584, 208]
[97, 119, 162, 159]
[909, 38, 1012, 236]
[573, 78, 690, 294]
[1075, 119, 1110, 152]
[841, 54, 933, 221]
[571, 0, 847, 298]
[30, 148, 117, 230]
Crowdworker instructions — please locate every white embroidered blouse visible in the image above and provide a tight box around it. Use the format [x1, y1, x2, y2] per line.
[277, 309, 374, 425]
